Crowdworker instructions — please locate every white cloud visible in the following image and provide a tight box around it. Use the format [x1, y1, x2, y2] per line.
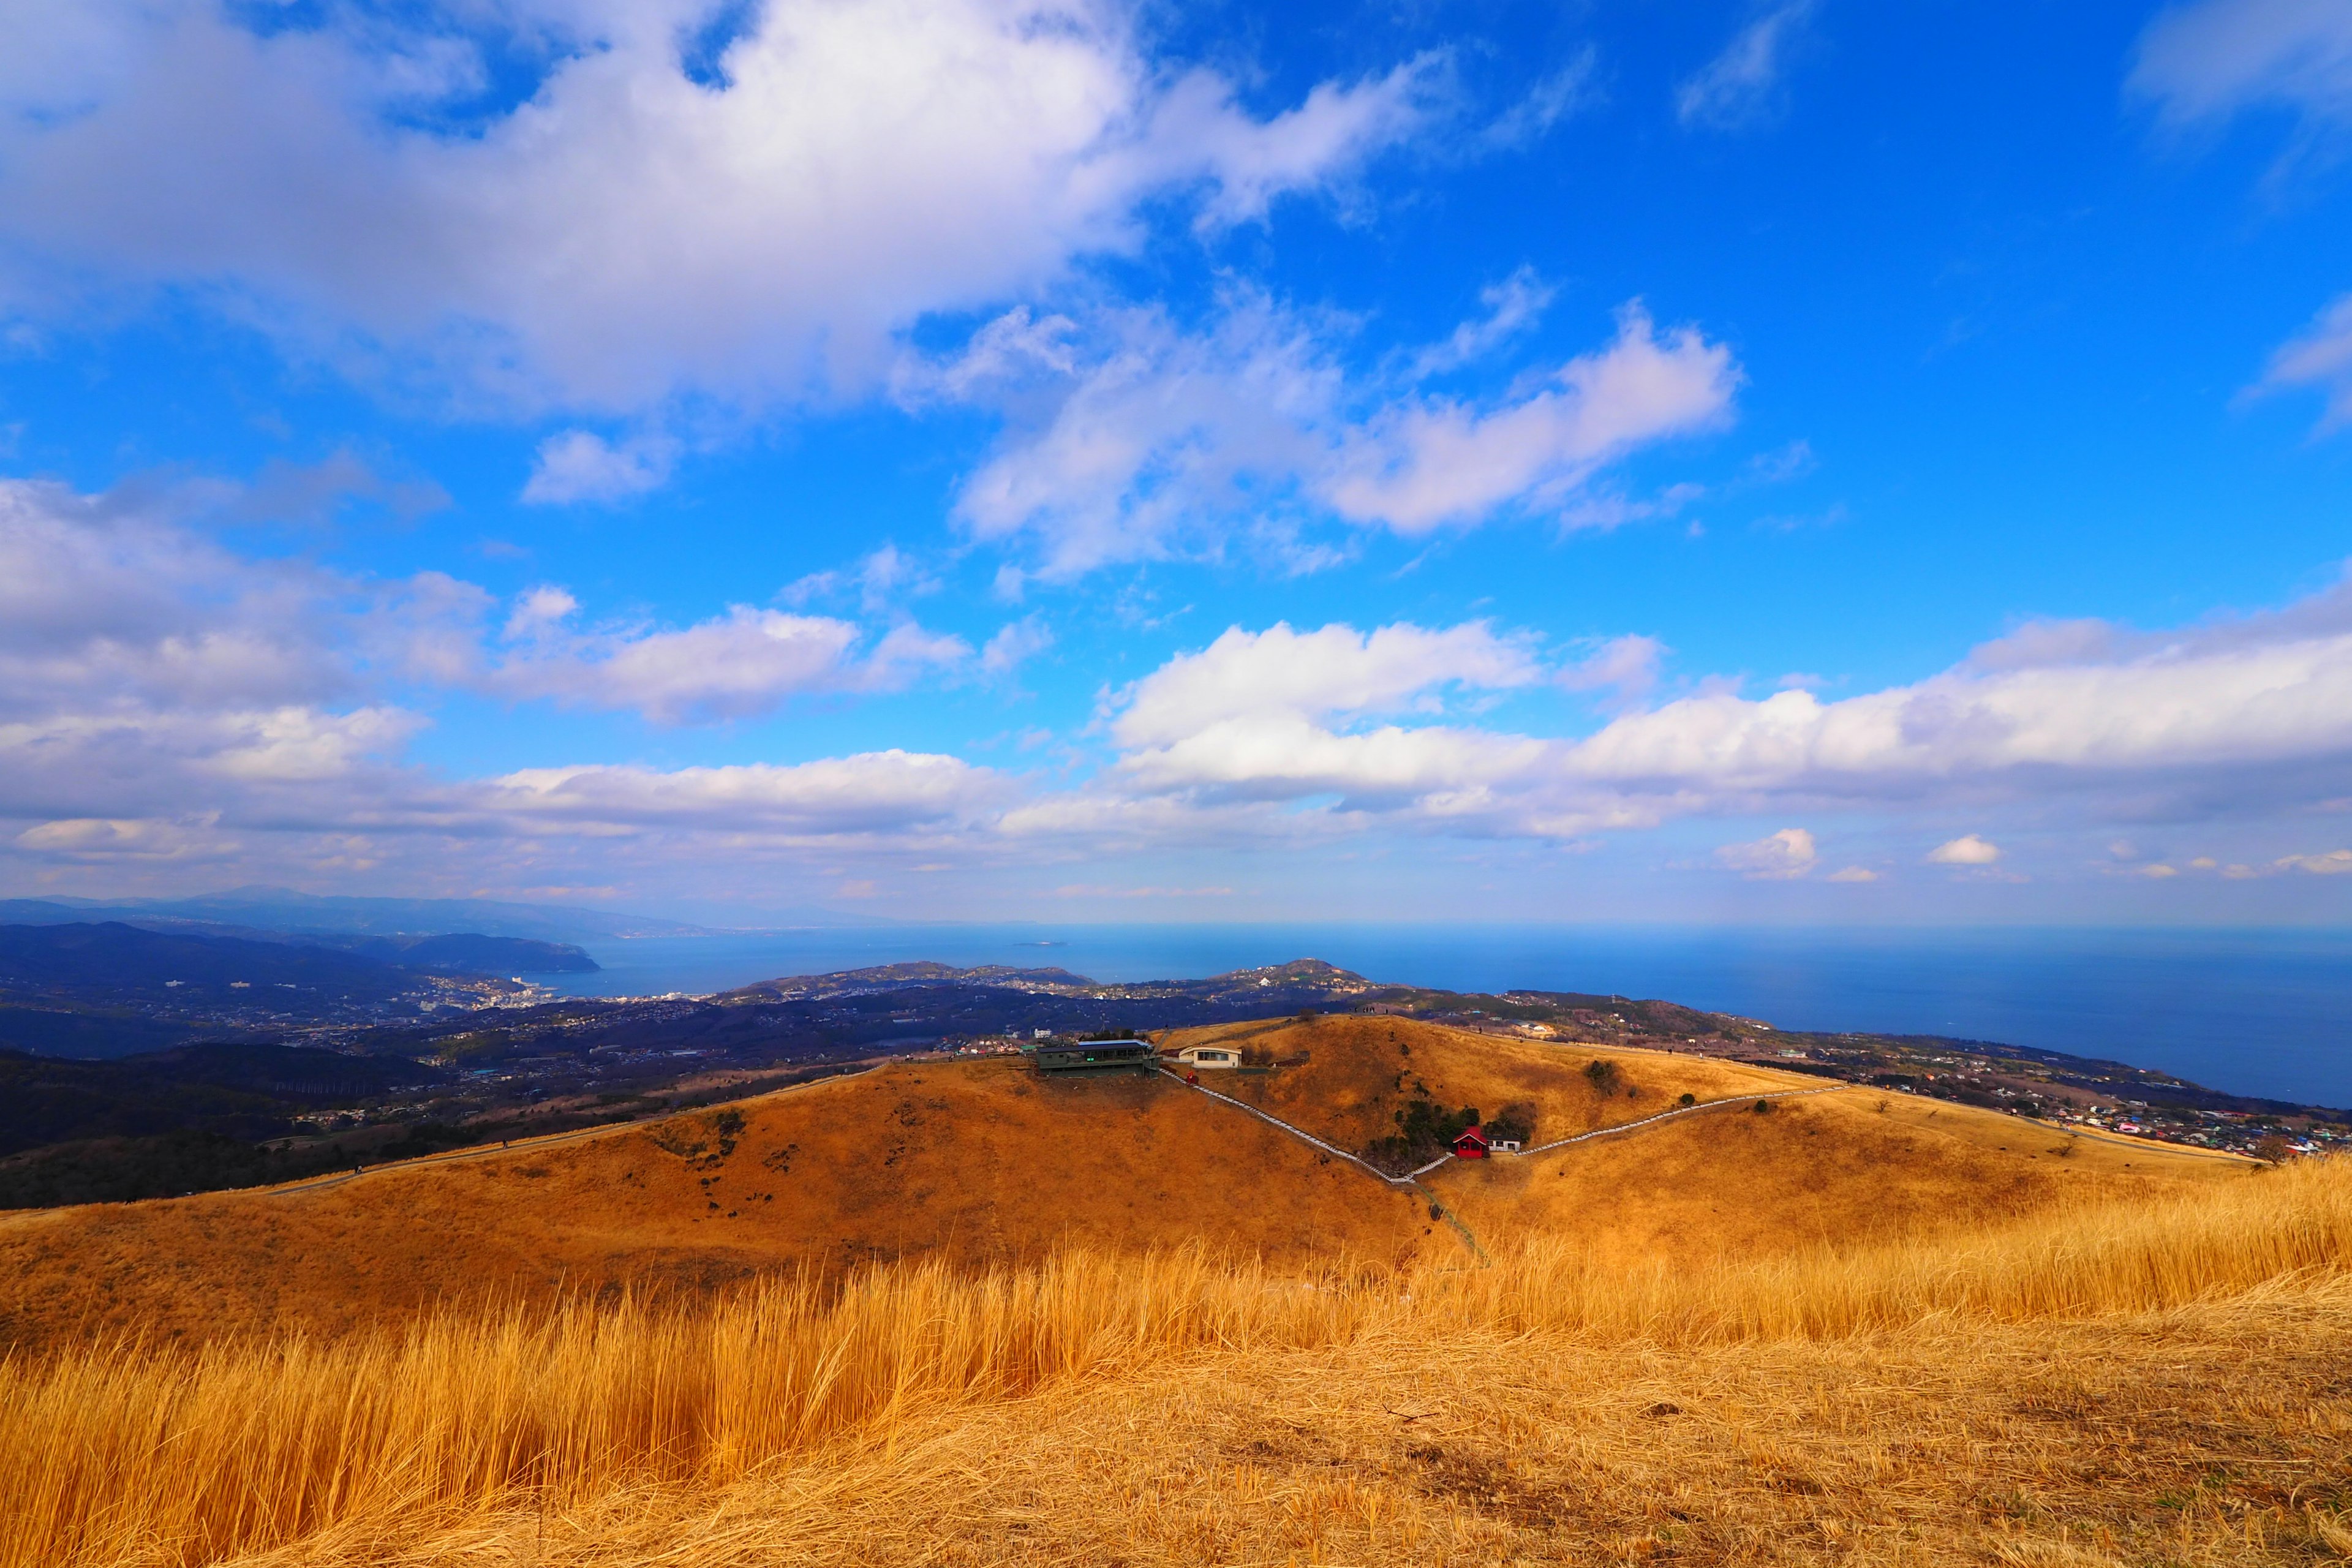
[1112, 621, 1539, 750]
[478, 751, 1009, 837]
[1716, 826, 1817, 878]
[1080, 568, 2352, 848]
[2254, 295, 2352, 432]
[1321, 304, 1739, 532]
[0, 477, 360, 716]
[521, 431, 678, 505]
[946, 295, 1738, 575]
[1558, 573, 2352, 811]
[487, 600, 978, 724]
[1825, 865, 1879, 882]
[2275, 847, 2352, 873]
[2130, 0, 2352, 130]
[1104, 620, 1548, 813]
[1675, 1, 1819, 131]
[1927, 834, 2002, 865]
[0, 0, 1437, 417]
[494, 606, 867, 723]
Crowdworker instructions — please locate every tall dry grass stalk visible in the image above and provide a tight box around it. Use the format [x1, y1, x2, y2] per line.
[5, 1159, 2348, 1568]
[1457, 1153, 2352, 1341]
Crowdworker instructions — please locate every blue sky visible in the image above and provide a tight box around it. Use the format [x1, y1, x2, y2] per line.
[2, 0, 2350, 924]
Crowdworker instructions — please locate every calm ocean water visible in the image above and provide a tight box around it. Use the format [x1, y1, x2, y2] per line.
[537, 924, 2352, 1109]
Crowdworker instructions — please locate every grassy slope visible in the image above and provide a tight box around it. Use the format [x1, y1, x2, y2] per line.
[0, 1057, 1437, 1351]
[0, 1017, 2247, 1353]
[8, 1163, 2350, 1568]
[1171, 1016, 2241, 1259]
[0, 1013, 2335, 1568]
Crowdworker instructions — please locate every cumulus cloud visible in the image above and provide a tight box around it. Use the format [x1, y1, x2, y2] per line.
[1113, 622, 1539, 748]
[946, 295, 1738, 575]
[0, 0, 1438, 417]
[2130, 0, 2352, 131]
[1106, 620, 1548, 811]
[1080, 568, 2352, 846]
[1716, 826, 1817, 878]
[1676, 1, 1819, 131]
[1927, 834, 2002, 865]
[14, 471, 2352, 894]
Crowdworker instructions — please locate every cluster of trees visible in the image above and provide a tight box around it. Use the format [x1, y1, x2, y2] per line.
[1360, 1097, 1539, 1173]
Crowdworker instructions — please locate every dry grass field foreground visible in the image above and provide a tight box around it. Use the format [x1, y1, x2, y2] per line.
[8, 1158, 2352, 1568]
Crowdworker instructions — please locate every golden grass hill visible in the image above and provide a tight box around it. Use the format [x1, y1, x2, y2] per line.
[4, 1008, 2348, 1568]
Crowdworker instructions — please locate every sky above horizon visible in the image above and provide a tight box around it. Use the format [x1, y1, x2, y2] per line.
[2, 0, 2351, 925]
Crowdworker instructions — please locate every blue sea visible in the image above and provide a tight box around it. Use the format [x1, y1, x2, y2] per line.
[537, 924, 2352, 1110]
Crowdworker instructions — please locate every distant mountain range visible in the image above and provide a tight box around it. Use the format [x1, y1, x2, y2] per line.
[0, 887, 709, 943]
[0, 921, 599, 1061]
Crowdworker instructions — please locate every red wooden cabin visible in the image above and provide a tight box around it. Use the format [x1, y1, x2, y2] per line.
[1450, 1125, 1490, 1159]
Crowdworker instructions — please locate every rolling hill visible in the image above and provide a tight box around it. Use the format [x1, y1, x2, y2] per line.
[0, 1014, 2242, 1353]
[1, 1010, 2334, 1568]
[1163, 1014, 2239, 1260]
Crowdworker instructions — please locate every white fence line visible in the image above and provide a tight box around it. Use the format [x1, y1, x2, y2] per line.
[1514, 1084, 1849, 1156]
[1156, 1068, 1431, 1188]
[1158, 1066, 1847, 1184]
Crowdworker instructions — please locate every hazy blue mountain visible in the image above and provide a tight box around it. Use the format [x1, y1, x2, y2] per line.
[0, 922, 419, 1005]
[0, 888, 709, 943]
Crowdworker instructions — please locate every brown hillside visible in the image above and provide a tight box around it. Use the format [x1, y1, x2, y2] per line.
[0, 1057, 1436, 1353]
[1166, 1013, 1812, 1153]
[1172, 1014, 2250, 1257]
[1430, 1089, 2243, 1264]
[0, 1016, 2247, 1355]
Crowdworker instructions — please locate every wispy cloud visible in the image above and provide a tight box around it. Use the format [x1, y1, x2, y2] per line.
[1675, 1, 1820, 131]
[937, 293, 1737, 577]
[2253, 294, 2352, 431]
[2130, 0, 2352, 134]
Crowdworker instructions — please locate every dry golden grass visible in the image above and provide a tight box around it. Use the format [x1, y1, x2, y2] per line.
[7, 1157, 2350, 1568]
[0, 1055, 1441, 1352]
